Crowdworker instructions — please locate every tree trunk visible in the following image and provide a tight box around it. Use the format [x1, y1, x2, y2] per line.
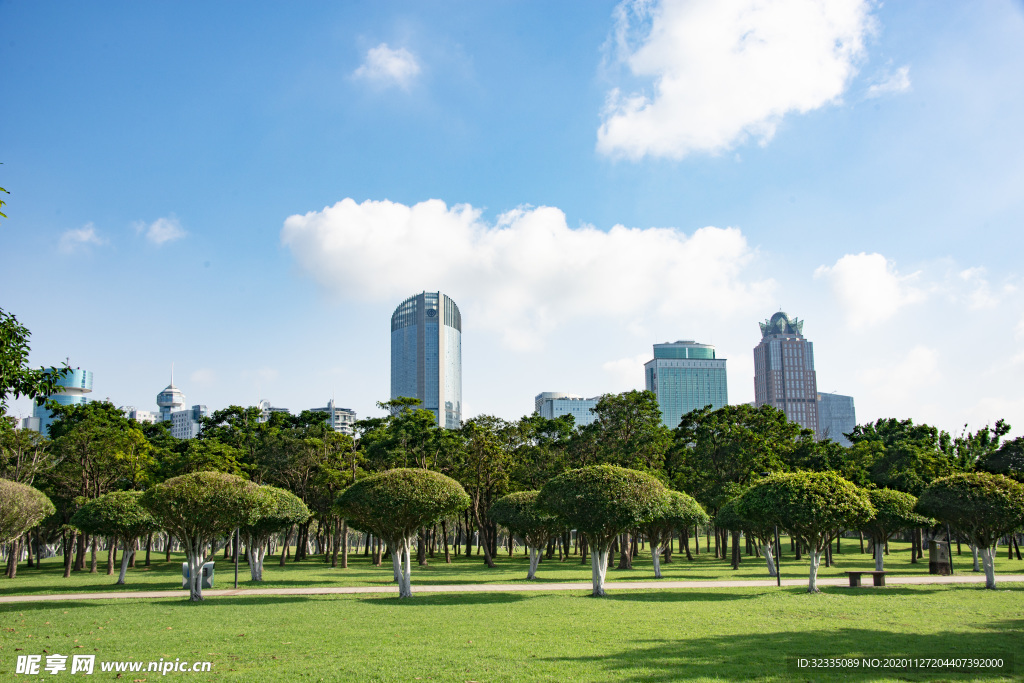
[971, 544, 980, 571]
[527, 547, 541, 580]
[807, 547, 822, 593]
[165, 534, 172, 563]
[338, 519, 346, 569]
[442, 519, 451, 564]
[279, 526, 293, 567]
[980, 546, 997, 589]
[875, 541, 885, 571]
[89, 535, 98, 573]
[186, 538, 205, 601]
[731, 530, 740, 570]
[762, 543, 777, 577]
[652, 544, 663, 578]
[590, 541, 609, 596]
[580, 535, 588, 564]
[106, 540, 115, 575]
[684, 527, 693, 561]
[859, 531, 865, 553]
[74, 532, 86, 571]
[417, 526, 427, 566]
[471, 508, 496, 568]
[63, 530, 75, 578]
[145, 533, 152, 567]
[617, 532, 632, 569]
[116, 539, 132, 585]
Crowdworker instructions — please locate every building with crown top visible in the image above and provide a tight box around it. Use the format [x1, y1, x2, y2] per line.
[754, 311, 819, 435]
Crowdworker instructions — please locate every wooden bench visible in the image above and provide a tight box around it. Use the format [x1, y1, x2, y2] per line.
[845, 571, 886, 587]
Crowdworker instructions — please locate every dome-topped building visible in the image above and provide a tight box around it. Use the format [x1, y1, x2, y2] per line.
[156, 382, 186, 422]
[753, 311, 819, 436]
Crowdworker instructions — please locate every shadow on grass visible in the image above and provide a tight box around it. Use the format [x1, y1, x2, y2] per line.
[356, 591, 534, 607]
[604, 590, 765, 603]
[0, 601, 108, 613]
[545, 620, 1024, 682]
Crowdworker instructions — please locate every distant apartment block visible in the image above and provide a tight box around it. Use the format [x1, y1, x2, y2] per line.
[644, 341, 728, 429]
[817, 392, 856, 446]
[257, 399, 290, 423]
[534, 392, 600, 428]
[310, 399, 357, 435]
[754, 312, 819, 435]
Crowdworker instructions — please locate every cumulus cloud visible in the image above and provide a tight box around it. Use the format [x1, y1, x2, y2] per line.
[861, 345, 940, 402]
[957, 267, 998, 310]
[814, 253, 926, 329]
[58, 223, 106, 254]
[353, 43, 421, 89]
[281, 198, 774, 350]
[602, 353, 650, 392]
[135, 216, 186, 245]
[866, 64, 911, 98]
[597, 0, 874, 159]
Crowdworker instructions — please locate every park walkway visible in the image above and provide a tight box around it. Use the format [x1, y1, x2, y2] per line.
[2, 573, 1022, 603]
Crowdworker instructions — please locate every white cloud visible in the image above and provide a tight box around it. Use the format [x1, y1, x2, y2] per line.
[598, 0, 874, 159]
[602, 353, 650, 393]
[866, 64, 911, 98]
[135, 216, 186, 245]
[814, 252, 926, 329]
[189, 368, 216, 385]
[353, 43, 421, 89]
[281, 198, 774, 350]
[58, 222, 106, 254]
[861, 345, 940, 403]
[957, 267, 997, 310]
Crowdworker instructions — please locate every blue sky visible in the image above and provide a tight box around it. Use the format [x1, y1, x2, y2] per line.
[3, 0, 1024, 435]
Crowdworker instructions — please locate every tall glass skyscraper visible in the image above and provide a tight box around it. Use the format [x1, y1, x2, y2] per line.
[28, 368, 93, 435]
[754, 311, 819, 435]
[390, 291, 462, 429]
[644, 341, 728, 429]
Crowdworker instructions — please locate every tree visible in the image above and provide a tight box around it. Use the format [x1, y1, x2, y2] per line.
[916, 472, 1024, 589]
[737, 471, 875, 592]
[457, 416, 513, 569]
[69, 491, 157, 584]
[979, 437, 1024, 482]
[142, 471, 269, 601]
[860, 488, 928, 572]
[335, 468, 470, 598]
[537, 465, 668, 597]
[0, 307, 70, 416]
[0, 478, 54, 579]
[0, 417, 56, 485]
[715, 496, 778, 576]
[644, 490, 708, 578]
[489, 490, 562, 580]
[241, 485, 310, 581]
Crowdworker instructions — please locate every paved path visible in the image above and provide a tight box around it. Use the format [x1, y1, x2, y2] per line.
[2, 573, 1022, 604]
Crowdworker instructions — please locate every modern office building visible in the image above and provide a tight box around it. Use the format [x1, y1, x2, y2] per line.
[156, 381, 186, 422]
[817, 392, 856, 446]
[24, 367, 94, 435]
[534, 392, 601, 427]
[310, 399, 357, 435]
[390, 291, 462, 429]
[124, 407, 158, 424]
[754, 311, 819, 435]
[644, 341, 728, 429]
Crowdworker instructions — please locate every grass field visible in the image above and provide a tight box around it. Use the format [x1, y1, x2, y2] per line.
[2, 540, 1022, 681]
[1, 583, 1021, 681]
[3, 536, 1023, 596]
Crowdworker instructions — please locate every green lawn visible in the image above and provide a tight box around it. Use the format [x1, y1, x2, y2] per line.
[2, 537, 1022, 596]
[1, 584, 1021, 681]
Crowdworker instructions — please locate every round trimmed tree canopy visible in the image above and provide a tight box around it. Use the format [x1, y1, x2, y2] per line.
[916, 472, 1024, 544]
[537, 465, 668, 538]
[335, 468, 470, 543]
[0, 478, 55, 544]
[71, 490, 157, 540]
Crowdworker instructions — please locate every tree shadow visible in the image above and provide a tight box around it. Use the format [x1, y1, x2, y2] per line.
[603, 590, 767, 603]
[544, 620, 1023, 682]
[355, 591, 534, 607]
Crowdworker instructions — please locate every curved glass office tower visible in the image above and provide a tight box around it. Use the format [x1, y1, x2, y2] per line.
[391, 291, 462, 428]
[31, 368, 94, 435]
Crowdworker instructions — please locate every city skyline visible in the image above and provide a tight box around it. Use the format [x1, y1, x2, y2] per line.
[3, 2, 1023, 435]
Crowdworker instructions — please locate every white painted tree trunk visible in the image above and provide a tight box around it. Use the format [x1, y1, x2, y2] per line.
[761, 543, 776, 577]
[247, 543, 267, 581]
[875, 542, 885, 572]
[186, 539, 205, 602]
[652, 544, 662, 579]
[971, 544, 980, 571]
[807, 548, 821, 593]
[402, 537, 412, 597]
[590, 544, 609, 597]
[527, 547, 540, 580]
[116, 540, 132, 585]
[980, 546, 997, 589]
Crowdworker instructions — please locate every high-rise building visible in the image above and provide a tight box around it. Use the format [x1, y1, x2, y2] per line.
[257, 399, 290, 423]
[156, 381, 186, 422]
[390, 291, 462, 429]
[816, 392, 856, 446]
[310, 399, 357, 435]
[23, 367, 93, 435]
[155, 373, 206, 439]
[754, 311, 819, 435]
[534, 392, 600, 427]
[644, 341, 728, 429]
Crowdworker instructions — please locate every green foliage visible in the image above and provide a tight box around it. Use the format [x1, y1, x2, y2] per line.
[861, 488, 929, 544]
[489, 490, 561, 549]
[978, 436, 1024, 482]
[916, 472, 1024, 549]
[591, 390, 670, 471]
[645, 489, 708, 547]
[0, 307, 70, 414]
[669, 404, 801, 512]
[141, 471, 268, 544]
[537, 465, 668, 545]
[69, 490, 157, 542]
[736, 471, 875, 553]
[242, 485, 310, 538]
[0, 477, 54, 543]
[335, 468, 470, 545]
